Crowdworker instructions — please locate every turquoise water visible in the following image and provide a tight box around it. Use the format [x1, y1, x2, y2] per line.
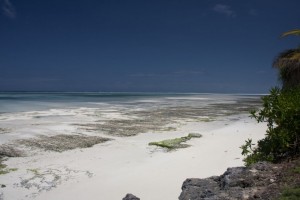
[0, 92, 263, 113]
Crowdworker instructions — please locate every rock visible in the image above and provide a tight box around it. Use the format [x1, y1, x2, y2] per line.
[179, 177, 221, 200]
[179, 162, 280, 200]
[188, 133, 202, 138]
[122, 193, 140, 200]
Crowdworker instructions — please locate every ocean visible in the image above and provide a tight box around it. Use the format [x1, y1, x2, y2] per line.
[0, 92, 263, 112]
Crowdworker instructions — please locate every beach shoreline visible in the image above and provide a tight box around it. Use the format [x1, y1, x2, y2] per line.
[0, 113, 267, 200]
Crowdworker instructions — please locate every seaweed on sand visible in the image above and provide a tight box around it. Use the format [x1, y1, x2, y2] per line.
[149, 133, 202, 150]
[17, 134, 111, 152]
[0, 162, 17, 175]
[0, 128, 10, 134]
[76, 98, 262, 137]
[0, 145, 23, 158]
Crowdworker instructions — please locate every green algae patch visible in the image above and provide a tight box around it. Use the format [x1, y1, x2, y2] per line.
[149, 133, 202, 150]
[0, 161, 17, 175]
[27, 168, 40, 175]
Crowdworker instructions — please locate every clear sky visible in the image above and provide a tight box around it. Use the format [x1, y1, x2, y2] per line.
[1, 0, 300, 93]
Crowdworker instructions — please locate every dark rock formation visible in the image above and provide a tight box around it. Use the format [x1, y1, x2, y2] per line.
[122, 193, 140, 200]
[179, 162, 282, 200]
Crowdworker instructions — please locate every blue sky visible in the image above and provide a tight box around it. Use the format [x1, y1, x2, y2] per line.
[1, 0, 300, 93]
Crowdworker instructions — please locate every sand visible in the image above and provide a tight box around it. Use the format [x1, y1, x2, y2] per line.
[0, 114, 267, 200]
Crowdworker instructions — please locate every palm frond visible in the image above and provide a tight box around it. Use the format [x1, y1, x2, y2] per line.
[291, 51, 300, 60]
[281, 29, 300, 38]
[273, 48, 300, 70]
[273, 48, 300, 88]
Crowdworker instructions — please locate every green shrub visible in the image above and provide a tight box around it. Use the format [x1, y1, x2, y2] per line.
[279, 187, 300, 200]
[241, 87, 300, 165]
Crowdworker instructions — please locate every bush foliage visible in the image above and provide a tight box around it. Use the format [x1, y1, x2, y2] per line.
[241, 87, 300, 165]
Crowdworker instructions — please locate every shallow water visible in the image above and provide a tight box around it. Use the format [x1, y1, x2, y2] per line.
[0, 92, 263, 143]
[0, 92, 262, 113]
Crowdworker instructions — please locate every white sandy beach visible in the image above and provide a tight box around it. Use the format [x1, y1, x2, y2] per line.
[0, 114, 267, 200]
